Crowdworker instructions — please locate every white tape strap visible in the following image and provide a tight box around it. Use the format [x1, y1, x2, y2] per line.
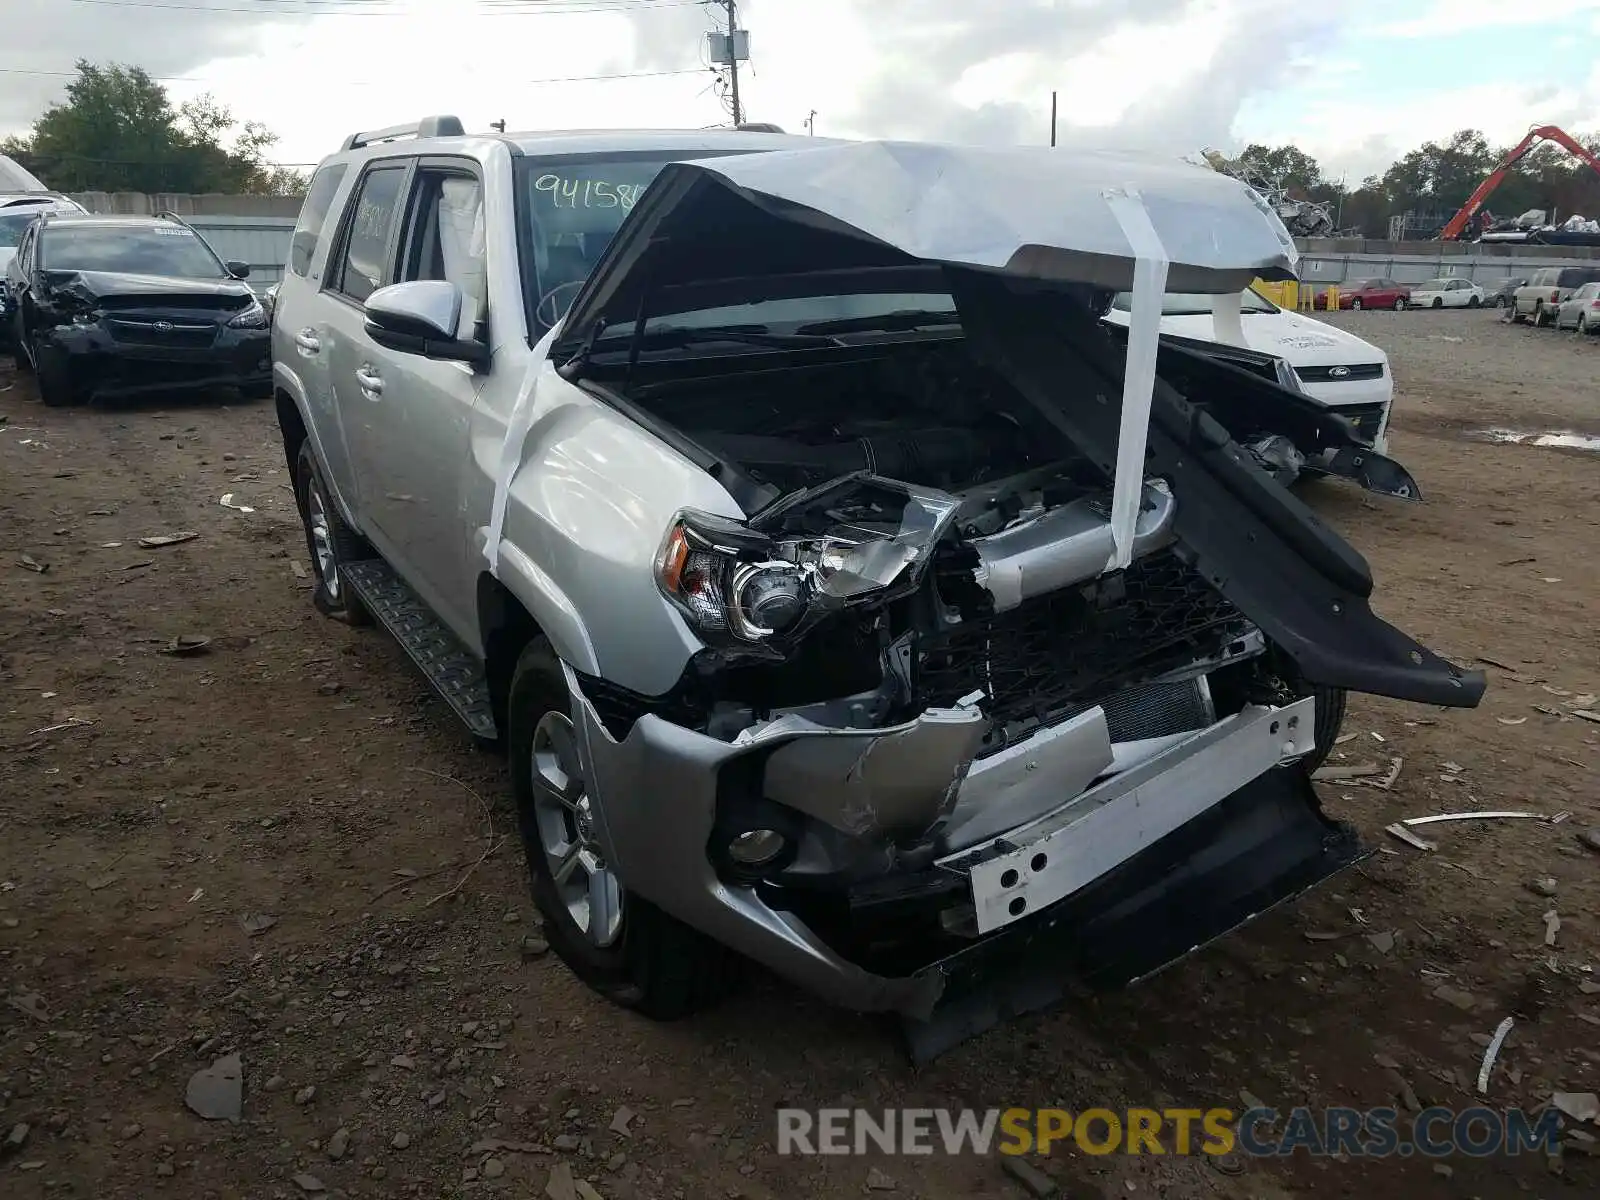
[485, 326, 562, 577]
[1210, 290, 1244, 346]
[1101, 188, 1170, 573]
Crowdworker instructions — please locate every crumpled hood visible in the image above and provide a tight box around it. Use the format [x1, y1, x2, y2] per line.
[557, 139, 1300, 346]
[41, 269, 252, 303]
[1105, 307, 1388, 367]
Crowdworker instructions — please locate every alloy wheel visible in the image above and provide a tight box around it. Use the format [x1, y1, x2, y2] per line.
[530, 711, 624, 949]
[306, 473, 341, 602]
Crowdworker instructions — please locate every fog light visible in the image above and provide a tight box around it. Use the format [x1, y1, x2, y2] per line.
[727, 828, 787, 866]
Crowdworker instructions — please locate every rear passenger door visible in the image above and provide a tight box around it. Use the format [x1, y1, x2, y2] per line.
[353, 160, 489, 638]
[320, 158, 412, 541]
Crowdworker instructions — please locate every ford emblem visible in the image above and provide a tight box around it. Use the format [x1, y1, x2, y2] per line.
[154, 320, 174, 334]
[1328, 365, 1350, 378]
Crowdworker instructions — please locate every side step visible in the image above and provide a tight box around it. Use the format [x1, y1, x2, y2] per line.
[341, 560, 498, 741]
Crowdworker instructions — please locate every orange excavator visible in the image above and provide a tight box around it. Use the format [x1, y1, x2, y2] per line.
[1440, 125, 1600, 240]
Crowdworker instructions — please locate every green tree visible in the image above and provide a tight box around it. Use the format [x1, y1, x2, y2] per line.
[0, 61, 304, 195]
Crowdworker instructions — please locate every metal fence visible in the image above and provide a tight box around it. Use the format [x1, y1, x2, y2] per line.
[187, 216, 294, 294]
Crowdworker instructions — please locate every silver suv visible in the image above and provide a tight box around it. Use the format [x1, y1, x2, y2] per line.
[273, 117, 1484, 1053]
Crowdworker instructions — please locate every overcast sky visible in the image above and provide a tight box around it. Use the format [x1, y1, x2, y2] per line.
[3, 0, 1599, 183]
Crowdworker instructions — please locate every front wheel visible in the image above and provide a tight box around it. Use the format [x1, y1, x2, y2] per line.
[34, 337, 84, 407]
[1432, 297, 1443, 309]
[509, 638, 739, 1019]
[294, 440, 371, 625]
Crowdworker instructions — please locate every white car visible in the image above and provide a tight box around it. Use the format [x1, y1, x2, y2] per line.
[0, 193, 88, 342]
[1408, 278, 1485, 309]
[1102, 288, 1393, 454]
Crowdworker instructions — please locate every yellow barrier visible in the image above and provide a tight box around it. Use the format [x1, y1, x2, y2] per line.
[1250, 280, 1340, 312]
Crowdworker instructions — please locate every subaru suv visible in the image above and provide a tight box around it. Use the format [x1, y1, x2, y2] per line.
[271, 117, 1483, 1055]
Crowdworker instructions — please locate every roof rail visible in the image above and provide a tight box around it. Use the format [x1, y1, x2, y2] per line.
[734, 122, 785, 134]
[341, 115, 466, 152]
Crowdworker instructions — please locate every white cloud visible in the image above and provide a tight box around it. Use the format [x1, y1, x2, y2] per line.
[1368, 0, 1600, 38]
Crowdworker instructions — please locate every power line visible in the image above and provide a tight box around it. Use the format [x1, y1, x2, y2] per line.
[0, 64, 711, 87]
[62, 0, 702, 15]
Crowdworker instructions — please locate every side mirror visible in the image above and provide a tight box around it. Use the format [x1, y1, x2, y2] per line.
[226, 260, 252, 279]
[364, 280, 488, 367]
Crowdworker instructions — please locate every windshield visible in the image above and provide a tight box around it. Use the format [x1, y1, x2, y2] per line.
[1419, 279, 1453, 290]
[0, 209, 46, 248]
[1109, 288, 1278, 316]
[518, 152, 961, 334]
[40, 224, 225, 277]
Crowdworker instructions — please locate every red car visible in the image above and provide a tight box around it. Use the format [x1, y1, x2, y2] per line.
[1316, 277, 1410, 311]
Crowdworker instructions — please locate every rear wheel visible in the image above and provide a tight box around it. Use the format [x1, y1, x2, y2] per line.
[509, 637, 740, 1019]
[1350, 297, 1363, 310]
[1468, 294, 1481, 308]
[294, 440, 371, 625]
[1393, 296, 1406, 311]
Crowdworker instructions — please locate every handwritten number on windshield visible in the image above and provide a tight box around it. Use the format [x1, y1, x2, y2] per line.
[535, 174, 645, 211]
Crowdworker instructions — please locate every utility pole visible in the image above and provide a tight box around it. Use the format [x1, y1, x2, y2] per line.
[1050, 91, 1057, 147]
[490, 119, 506, 133]
[725, 1, 742, 126]
[805, 109, 817, 136]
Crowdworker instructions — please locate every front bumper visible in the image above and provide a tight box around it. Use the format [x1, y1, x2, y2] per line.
[40, 321, 271, 397]
[569, 670, 1365, 1031]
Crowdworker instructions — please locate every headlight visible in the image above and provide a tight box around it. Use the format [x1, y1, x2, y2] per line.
[654, 479, 960, 649]
[227, 298, 267, 329]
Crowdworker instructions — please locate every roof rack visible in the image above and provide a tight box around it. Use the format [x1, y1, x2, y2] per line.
[734, 122, 785, 134]
[341, 115, 466, 152]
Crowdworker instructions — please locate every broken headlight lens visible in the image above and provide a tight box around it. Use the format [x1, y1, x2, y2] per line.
[655, 514, 809, 643]
[656, 482, 962, 646]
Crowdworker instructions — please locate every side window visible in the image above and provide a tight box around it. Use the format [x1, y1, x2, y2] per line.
[331, 165, 407, 304]
[289, 163, 349, 278]
[398, 170, 486, 337]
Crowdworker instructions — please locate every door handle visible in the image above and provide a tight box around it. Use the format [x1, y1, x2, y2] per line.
[294, 328, 321, 353]
[355, 365, 384, 397]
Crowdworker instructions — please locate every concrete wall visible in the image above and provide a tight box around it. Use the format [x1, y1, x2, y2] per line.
[1294, 240, 1600, 289]
[68, 191, 304, 219]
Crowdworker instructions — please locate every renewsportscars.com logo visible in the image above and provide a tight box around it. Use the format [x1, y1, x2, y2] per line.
[777, 1106, 1563, 1159]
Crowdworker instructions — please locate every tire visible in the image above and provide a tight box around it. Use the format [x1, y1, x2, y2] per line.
[509, 637, 740, 1020]
[1350, 298, 1363, 310]
[1580, 314, 1591, 335]
[1536, 304, 1552, 328]
[1393, 296, 1406, 311]
[293, 440, 372, 625]
[1432, 297, 1443, 309]
[1493, 295, 1506, 308]
[1510, 308, 1526, 323]
[1304, 686, 1348, 775]
[34, 336, 83, 407]
[1468, 295, 1481, 308]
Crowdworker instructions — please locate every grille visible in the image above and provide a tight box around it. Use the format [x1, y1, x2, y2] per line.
[914, 550, 1251, 753]
[573, 672, 701, 741]
[1296, 362, 1385, 383]
[106, 317, 218, 349]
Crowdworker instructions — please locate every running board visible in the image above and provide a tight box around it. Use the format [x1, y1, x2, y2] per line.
[341, 560, 498, 740]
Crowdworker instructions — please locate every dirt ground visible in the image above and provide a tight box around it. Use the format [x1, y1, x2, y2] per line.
[2, 308, 1597, 1200]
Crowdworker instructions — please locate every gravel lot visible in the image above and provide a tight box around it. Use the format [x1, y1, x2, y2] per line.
[1, 308, 1597, 1199]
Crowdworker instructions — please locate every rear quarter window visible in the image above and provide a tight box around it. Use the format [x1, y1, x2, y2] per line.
[289, 163, 349, 279]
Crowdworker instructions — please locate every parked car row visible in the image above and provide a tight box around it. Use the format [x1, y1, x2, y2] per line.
[1509, 265, 1600, 332]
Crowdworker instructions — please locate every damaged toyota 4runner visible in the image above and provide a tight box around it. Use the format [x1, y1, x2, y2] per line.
[273, 124, 1484, 1055]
